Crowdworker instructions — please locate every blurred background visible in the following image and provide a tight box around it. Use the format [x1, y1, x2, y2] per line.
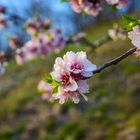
[0, 0, 140, 140]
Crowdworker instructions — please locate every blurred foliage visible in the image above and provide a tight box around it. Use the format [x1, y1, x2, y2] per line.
[0, 21, 140, 140]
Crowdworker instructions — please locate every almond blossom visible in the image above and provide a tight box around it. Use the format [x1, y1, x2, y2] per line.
[26, 17, 51, 36]
[106, 0, 128, 8]
[70, 0, 102, 16]
[63, 51, 97, 77]
[106, 0, 119, 5]
[38, 80, 53, 101]
[15, 28, 66, 65]
[49, 51, 96, 104]
[128, 25, 140, 59]
[15, 40, 40, 65]
[128, 25, 140, 48]
[51, 57, 78, 92]
[108, 24, 126, 41]
[9, 35, 18, 49]
[52, 80, 89, 104]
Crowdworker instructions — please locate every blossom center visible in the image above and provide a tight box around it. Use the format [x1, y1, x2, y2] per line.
[71, 63, 84, 72]
[61, 73, 71, 86]
[70, 73, 83, 81]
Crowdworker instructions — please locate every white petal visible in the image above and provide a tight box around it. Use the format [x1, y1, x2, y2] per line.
[55, 57, 64, 66]
[51, 71, 61, 81]
[82, 71, 93, 77]
[77, 80, 89, 94]
[77, 51, 87, 60]
[83, 60, 97, 72]
[63, 51, 76, 62]
[65, 79, 78, 91]
[72, 95, 80, 104]
[52, 94, 60, 99]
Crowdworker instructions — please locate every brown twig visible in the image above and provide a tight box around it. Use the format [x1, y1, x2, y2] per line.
[69, 34, 112, 49]
[92, 47, 137, 74]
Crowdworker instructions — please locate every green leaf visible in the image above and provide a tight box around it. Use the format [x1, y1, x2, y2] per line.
[52, 86, 59, 94]
[61, 0, 68, 3]
[44, 74, 53, 84]
[44, 74, 60, 88]
[51, 80, 60, 86]
[122, 15, 140, 31]
[122, 15, 137, 23]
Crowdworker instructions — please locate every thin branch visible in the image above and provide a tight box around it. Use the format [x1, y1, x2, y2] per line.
[93, 47, 137, 74]
[67, 34, 112, 49]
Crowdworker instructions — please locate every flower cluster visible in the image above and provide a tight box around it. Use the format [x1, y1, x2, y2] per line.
[26, 17, 51, 36]
[0, 5, 7, 29]
[14, 17, 66, 65]
[69, 0, 128, 16]
[15, 29, 66, 65]
[70, 0, 102, 16]
[108, 24, 126, 41]
[128, 25, 140, 59]
[44, 51, 96, 104]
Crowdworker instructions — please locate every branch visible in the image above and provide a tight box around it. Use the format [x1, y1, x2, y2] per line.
[92, 47, 137, 74]
[67, 34, 112, 49]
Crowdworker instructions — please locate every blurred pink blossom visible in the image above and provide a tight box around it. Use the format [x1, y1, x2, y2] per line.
[70, 0, 102, 16]
[128, 25, 140, 48]
[108, 24, 126, 41]
[38, 80, 53, 101]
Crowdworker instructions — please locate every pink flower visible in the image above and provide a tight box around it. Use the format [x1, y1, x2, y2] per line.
[38, 80, 53, 101]
[49, 51, 96, 104]
[128, 25, 140, 49]
[26, 17, 42, 35]
[108, 24, 126, 41]
[15, 40, 40, 65]
[46, 29, 66, 52]
[70, 0, 102, 16]
[106, 0, 128, 8]
[52, 87, 80, 104]
[9, 35, 18, 49]
[15, 49, 27, 65]
[53, 80, 89, 104]
[117, 0, 128, 9]
[70, 0, 82, 13]
[0, 16, 7, 29]
[106, 0, 119, 5]
[51, 57, 78, 92]
[63, 51, 96, 77]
